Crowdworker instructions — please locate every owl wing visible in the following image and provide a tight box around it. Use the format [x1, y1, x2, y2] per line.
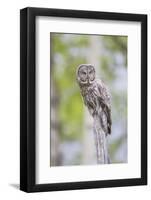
[96, 79, 112, 134]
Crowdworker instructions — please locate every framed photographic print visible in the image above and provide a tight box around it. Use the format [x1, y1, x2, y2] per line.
[20, 7, 147, 192]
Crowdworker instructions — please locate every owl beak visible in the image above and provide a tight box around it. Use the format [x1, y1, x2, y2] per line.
[88, 76, 92, 84]
[88, 78, 95, 84]
[87, 74, 90, 84]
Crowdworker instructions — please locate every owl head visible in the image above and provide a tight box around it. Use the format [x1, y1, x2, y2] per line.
[76, 64, 96, 85]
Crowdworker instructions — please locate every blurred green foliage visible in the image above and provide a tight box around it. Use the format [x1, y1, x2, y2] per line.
[51, 34, 87, 141]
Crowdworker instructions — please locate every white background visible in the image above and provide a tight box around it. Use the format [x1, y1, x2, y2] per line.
[0, 0, 150, 199]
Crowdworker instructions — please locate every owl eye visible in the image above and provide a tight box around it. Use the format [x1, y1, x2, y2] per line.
[82, 71, 87, 75]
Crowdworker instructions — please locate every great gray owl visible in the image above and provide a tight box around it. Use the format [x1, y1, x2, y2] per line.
[76, 64, 112, 135]
[76, 64, 111, 164]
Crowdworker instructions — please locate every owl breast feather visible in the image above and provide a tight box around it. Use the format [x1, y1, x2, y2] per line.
[82, 86, 99, 116]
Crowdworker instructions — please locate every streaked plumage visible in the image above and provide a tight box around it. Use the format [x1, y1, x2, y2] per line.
[76, 64, 112, 135]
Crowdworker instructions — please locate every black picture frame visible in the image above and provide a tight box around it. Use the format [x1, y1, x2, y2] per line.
[20, 7, 147, 192]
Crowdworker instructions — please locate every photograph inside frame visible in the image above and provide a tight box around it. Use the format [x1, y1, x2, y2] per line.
[50, 32, 127, 167]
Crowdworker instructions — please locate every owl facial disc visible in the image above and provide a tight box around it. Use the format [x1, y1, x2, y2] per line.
[77, 64, 95, 85]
